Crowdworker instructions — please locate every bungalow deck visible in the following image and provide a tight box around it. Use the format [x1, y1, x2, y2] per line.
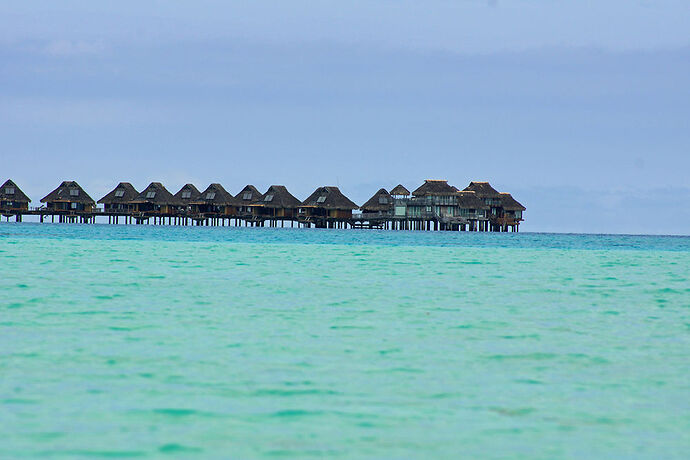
[3, 208, 521, 232]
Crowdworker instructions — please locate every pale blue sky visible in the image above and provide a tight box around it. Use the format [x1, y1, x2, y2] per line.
[1, 1, 689, 234]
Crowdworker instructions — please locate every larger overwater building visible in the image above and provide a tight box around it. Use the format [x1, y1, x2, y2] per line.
[0, 180, 31, 214]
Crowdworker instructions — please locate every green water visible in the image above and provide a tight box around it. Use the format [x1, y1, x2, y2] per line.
[1, 224, 689, 458]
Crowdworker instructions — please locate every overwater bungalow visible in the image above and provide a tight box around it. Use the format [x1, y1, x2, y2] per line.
[411, 179, 459, 196]
[456, 190, 489, 231]
[389, 184, 410, 198]
[235, 185, 263, 216]
[407, 179, 459, 219]
[98, 182, 139, 213]
[301, 186, 358, 227]
[250, 185, 302, 221]
[194, 183, 237, 217]
[494, 193, 526, 231]
[130, 182, 178, 214]
[41, 181, 95, 212]
[463, 181, 525, 231]
[360, 188, 394, 217]
[0, 180, 31, 212]
[388, 184, 411, 218]
[174, 184, 202, 214]
[499, 193, 525, 215]
[463, 181, 502, 214]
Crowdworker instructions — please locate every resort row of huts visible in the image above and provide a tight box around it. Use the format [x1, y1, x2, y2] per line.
[1, 180, 359, 218]
[0, 179, 525, 229]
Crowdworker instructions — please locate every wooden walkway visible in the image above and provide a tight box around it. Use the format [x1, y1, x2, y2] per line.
[1, 208, 521, 232]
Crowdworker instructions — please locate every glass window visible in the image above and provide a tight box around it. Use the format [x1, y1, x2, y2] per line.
[181, 191, 191, 199]
[114, 189, 125, 197]
[242, 192, 252, 200]
[71, 202, 78, 209]
[378, 196, 388, 204]
[206, 192, 216, 200]
[146, 191, 156, 199]
[316, 196, 327, 203]
[5, 187, 15, 195]
[69, 188, 79, 196]
[264, 194, 274, 202]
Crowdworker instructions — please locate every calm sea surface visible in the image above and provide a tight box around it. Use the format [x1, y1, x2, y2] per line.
[1, 223, 689, 459]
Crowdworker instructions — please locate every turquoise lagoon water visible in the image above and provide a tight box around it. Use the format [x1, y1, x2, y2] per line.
[1, 223, 689, 459]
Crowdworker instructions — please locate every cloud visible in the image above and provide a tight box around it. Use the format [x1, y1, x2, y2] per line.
[0, 97, 177, 126]
[1, 1, 690, 54]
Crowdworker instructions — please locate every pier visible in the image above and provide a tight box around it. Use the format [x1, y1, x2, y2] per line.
[0, 179, 525, 232]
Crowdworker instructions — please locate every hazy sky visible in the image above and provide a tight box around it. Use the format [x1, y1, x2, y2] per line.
[2, 1, 689, 234]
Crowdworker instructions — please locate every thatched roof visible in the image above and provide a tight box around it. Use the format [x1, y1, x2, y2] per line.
[0, 179, 31, 203]
[302, 186, 358, 210]
[361, 188, 393, 212]
[174, 184, 201, 205]
[456, 191, 488, 210]
[131, 182, 178, 205]
[41, 181, 95, 204]
[98, 182, 139, 204]
[236, 185, 263, 205]
[389, 184, 410, 196]
[195, 183, 237, 205]
[252, 185, 301, 209]
[463, 181, 500, 198]
[412, 180, 458, 196]
[499, 193, 526, 211]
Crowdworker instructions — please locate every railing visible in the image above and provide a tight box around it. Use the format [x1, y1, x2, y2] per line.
[405, 210, 450, 220]
[458, 213, 488, 220]
[491, 216, 522, 225]
[406, 197, 458, 206]
[358, 212, 394, 220]
[24, 206, 93, 213]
